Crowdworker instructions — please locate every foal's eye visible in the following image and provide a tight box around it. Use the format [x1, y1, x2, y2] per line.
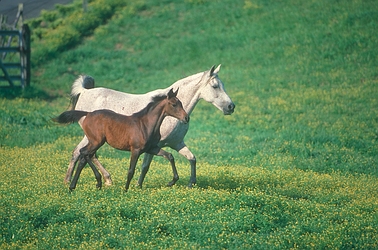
[172, 103, 177, 107]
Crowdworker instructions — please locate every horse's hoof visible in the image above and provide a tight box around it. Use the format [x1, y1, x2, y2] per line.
[104, 181, 112, 186]
[188, 182, 196, 188]
[104, 177, 113, 186]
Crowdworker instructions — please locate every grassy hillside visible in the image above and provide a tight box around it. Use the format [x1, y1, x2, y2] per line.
[1, 0, 377, 248]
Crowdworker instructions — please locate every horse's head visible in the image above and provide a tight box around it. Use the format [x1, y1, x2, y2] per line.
[165, 88, 190, 124]
[198, 65, 235, 115]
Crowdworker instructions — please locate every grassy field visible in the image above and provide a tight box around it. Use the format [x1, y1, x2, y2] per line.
[1, 0, 377, 248]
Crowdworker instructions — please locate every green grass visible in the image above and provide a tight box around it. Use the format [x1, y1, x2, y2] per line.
[1, 0, 377, 248]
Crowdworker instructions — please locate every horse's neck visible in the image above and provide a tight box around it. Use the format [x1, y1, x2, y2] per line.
[140, 101, 167, 138]
[169, 72, 204, 115]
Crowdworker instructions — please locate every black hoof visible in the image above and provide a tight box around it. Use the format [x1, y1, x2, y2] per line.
[167, 181, 176, 187]
[188, 182, 196, 188]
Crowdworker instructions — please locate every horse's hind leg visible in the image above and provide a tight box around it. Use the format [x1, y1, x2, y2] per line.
[175, 143, 197, 187]
[91, 156, 112, 186]
[86, 155, 102, 189]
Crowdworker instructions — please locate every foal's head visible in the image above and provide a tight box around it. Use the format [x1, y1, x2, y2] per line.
[164, 88, 189, 124]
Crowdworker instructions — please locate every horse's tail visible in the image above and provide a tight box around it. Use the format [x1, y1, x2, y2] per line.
[53, 110, 89, 124]
[70, 75, 95, 109]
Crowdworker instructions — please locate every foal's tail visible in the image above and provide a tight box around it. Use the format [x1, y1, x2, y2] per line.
[70, 75, 95, 109]
[53, 110, 89, 125]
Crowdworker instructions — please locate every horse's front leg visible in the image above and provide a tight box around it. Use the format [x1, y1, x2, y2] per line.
[148, 147, 179, 187]
[175, 142, 196, 187]
[125, 150, 140, 192]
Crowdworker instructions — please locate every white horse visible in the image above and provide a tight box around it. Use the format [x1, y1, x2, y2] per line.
[66, 65, 235, 188]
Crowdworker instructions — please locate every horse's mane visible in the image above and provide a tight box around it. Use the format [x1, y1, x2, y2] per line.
[132, 93, 168, 117]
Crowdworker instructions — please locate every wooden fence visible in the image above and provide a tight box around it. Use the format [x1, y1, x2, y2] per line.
[0, 4, 31, 88]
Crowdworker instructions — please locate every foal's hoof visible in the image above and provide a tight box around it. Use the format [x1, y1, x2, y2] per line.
[167, 177, 179, 187]
[188, 182, 196, 188]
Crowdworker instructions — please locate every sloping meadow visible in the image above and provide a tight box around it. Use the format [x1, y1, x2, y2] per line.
[1, 0, 377, 248]
[1, 142, 377, 249]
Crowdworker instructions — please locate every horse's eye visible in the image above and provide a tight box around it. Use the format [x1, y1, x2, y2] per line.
[211, 79, 219, 89]
[172, 103, 177, 107]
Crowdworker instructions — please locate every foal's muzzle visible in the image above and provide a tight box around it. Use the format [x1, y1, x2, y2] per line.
[182, 115, 190, 124]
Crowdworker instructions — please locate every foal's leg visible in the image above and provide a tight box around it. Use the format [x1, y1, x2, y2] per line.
[148, 147, 179, 187]
[65, 137, 87, 184]
[86, 155, 102, 189]
[125, 150, 141, 192]
[137, 153, 154, 188]
[69, 155, 86, 191]
[66, 136, 113, 186]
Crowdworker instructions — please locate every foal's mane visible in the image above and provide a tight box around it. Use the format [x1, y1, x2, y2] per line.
[133, 93, 168, 117]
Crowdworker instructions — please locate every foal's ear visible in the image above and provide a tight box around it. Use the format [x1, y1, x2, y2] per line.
[168, 88, 178, 98]
[173, 88, 179, 96]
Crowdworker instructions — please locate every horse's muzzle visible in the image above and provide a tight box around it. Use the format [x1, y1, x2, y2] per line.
[224, 102, 235, 115]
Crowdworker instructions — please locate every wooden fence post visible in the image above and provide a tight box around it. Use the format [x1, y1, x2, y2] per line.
[0, 3, 30, 88]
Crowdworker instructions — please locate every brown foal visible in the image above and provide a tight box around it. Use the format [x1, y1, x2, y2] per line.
[54, 88, 189, 191]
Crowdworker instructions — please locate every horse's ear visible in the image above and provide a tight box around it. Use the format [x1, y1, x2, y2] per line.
[213, 64, 221, 75]
[199, 65, 215, 84]
[209, 65, 216, 76]
[174, 88, 179, 96]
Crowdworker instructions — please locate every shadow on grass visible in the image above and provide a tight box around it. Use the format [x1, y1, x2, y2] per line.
[195, 175, 243, 191]
[0, 86, 56, 100]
